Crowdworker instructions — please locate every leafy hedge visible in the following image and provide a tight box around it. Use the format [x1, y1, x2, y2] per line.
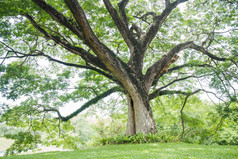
[96, 133, 176, 145]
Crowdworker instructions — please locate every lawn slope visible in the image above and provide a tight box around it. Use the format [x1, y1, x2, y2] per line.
[1, 142, 237, 159]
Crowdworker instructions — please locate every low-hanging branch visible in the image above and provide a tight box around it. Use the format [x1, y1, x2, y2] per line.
[38, 86, 123, 121]
[61, 86, 123, 121]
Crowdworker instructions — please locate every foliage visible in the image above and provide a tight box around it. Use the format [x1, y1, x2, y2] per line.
[92, 117, 126, 139]
[96, 133, 162, 145]
[151, 95, 238, 145]
[215, 127, 238, 145]
[0, 123, 8, 137]
[0, 0, 237, 154]
[4, 132, 41, 156]
[212, 102, 238, 145]
[71, 117, 96, 144]
[1, 143, 238, 159]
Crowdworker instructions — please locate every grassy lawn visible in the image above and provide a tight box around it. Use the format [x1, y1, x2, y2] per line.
[0, 142, 237, 159]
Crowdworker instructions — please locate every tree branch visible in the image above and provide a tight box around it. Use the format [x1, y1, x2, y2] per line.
[134, 12, 156, 23]
[103, 0, 137, 48]
[149, 75, 196, 100]
[31, 0, 84, 39]
[165, 0, 170, 7]
[24, 13, 107, 70]
[63, 0, 132, 87]
[0, 42, 118, 83]
[149, 89, 201, 100]
[118, 0, 129, 27]
[142, 0, 188, 48]
[150, 63, 213, 86]
[144, 41, 193, 92]
[190, 43, 226, 61]
[63, 0, 101, 47]
[39, 51, 117, 83]
[42, 107, 66, 121]
[130, 23, 143, 38]
[32, 0, 125, 76]
[38, 51, 116, 82]
[38, 87, 123, 121]
[167, 63, 213, 73]
[62, 86, 123, 121]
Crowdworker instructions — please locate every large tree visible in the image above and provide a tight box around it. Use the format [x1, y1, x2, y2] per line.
[0, 0, 237, 137]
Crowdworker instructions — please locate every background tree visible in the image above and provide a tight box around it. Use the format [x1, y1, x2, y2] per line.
[0, 0, 237, 143]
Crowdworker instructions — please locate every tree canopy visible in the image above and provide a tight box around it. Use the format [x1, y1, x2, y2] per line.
[0, 0, 237, 155]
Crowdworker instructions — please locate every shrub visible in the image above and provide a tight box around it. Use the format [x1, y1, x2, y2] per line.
[96, 133, 168, 145]
[4, 131, 41, 156]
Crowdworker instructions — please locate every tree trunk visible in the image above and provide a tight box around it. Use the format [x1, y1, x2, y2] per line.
[126, 94, 157, 135]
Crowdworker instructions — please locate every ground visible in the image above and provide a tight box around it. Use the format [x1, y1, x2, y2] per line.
[0, 142, 237, 159]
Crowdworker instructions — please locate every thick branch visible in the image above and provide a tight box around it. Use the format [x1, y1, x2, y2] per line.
[103, 0, 137, 48]
[32, 0, 125, 77]
[63, 0, 101, 48]
[64, 0, 131, 87]
[62, 86, 123, 121]
[31, 0, 132, 91]
[150, 63, 213, 86]
[25, 13, 107, 70]
[144, 41, 193, 92]
[142, 0, 188, 48]
[40, 87, 123, 121]
[31, 0, 83, 39]
[190, 43, 226, 61]
[118, 0, 129, 27]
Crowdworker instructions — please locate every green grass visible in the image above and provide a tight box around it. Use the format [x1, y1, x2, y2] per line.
[0, 142, 237, 159]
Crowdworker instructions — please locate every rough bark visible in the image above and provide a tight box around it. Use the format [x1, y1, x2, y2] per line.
[126, 94, 157, 135]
